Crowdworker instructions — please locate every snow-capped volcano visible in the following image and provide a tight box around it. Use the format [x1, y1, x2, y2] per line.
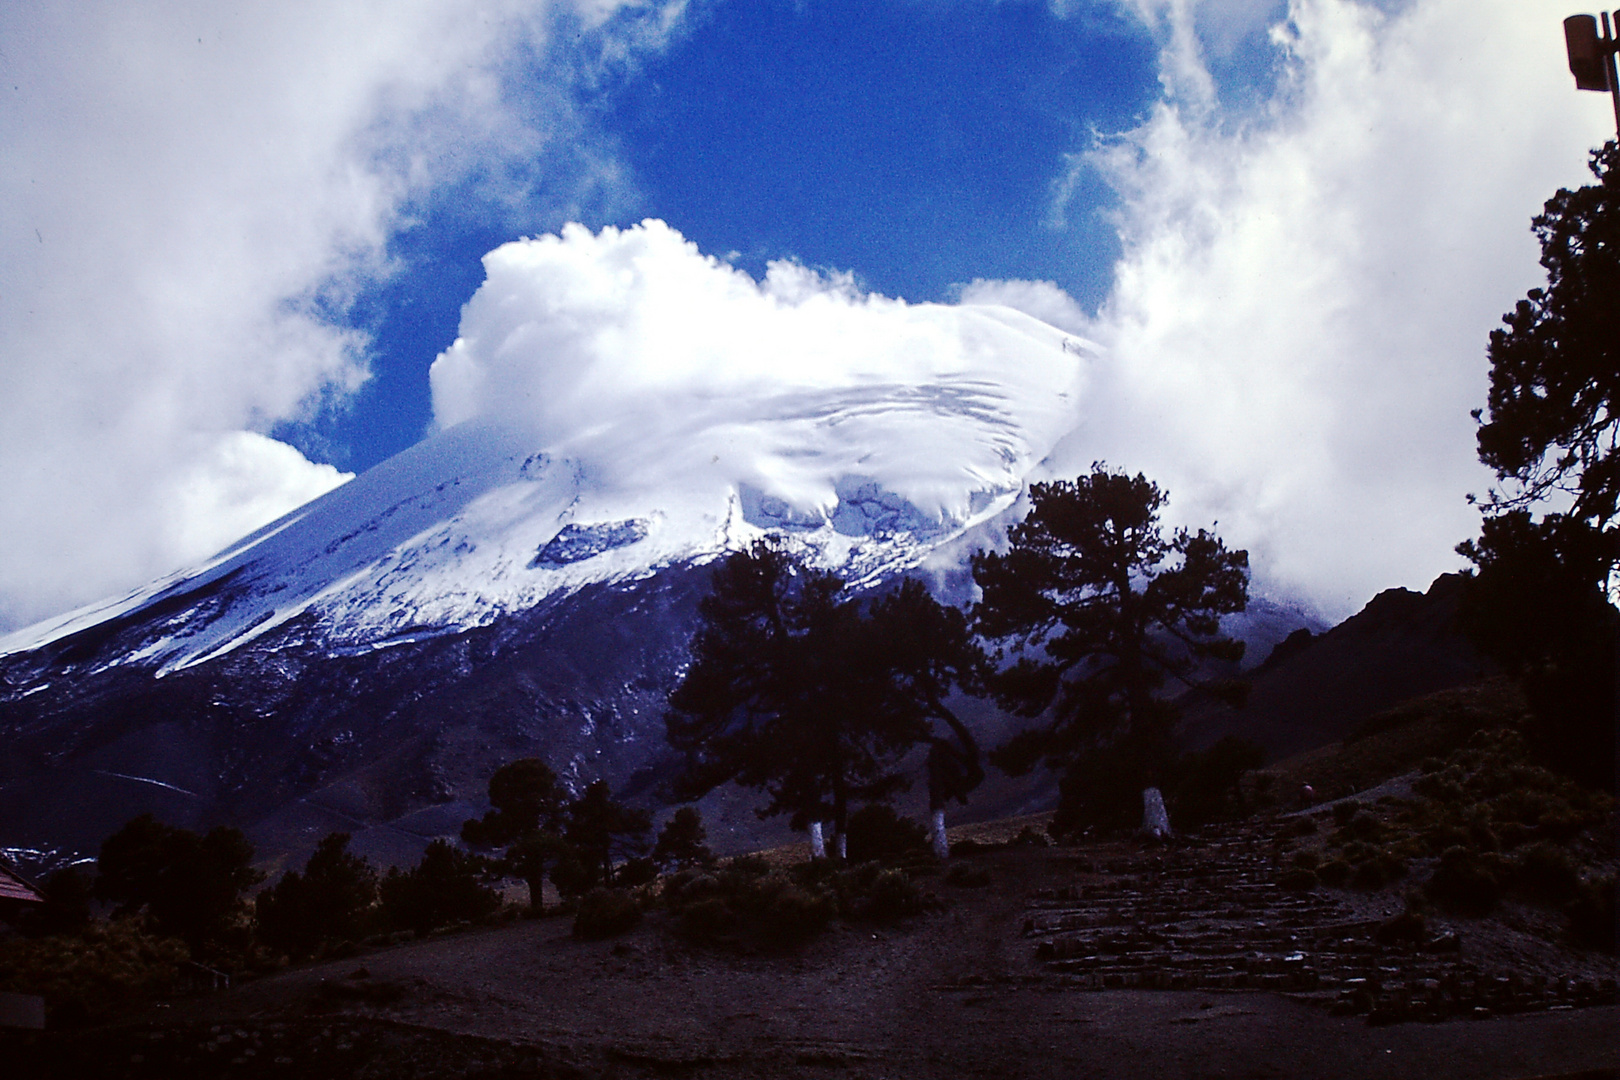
[1, 300, 1083, 674]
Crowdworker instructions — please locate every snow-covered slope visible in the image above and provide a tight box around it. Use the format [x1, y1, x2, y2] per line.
[0, 303, 1085, 675]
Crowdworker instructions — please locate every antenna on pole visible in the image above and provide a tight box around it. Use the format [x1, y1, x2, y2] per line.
[1565, 11, 1620, 137]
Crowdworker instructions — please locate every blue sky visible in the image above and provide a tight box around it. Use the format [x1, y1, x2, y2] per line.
[313, 0, 1163, 474]
[1, 0, 1614, 631]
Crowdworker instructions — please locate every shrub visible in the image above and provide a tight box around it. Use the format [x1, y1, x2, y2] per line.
[1566, 876, 1616, 952]
[945, 864, 990, 888]
[1279, 868, 1318, 892]
[758, 884, 835, 945]
[845, 804, 930, 863]
[1512, 842, 1582, 905]
[1169, 736, 1265, 826]
[677, 897, 736, 939]
[1426, 846, 1507, 915]
[1316, 859, 1352, 887]
[615, 857, 658, 889]
[1349, 851, 1406, 890]
[94, 814, 262, 956]
[1330, 800, 1364, 827]
[1290, 850, 1320, 871]
[1008, 825, 1052, 848]
[1282, 817, 1318, 838]
[572, 888, 642, 940]
[861, 869, 924, 923]
[22, 866, 94, 938]
[1336, 810, 1383, 842]
[0, 920, 189, 1024]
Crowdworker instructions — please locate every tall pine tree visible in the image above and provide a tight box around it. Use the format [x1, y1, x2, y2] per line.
[972, 466, 1249, 832]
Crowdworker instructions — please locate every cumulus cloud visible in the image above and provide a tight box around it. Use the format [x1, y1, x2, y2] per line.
[0, 1, 679, 631]
[984, 0, 1616, 618]
[430, 220, 1083, 530]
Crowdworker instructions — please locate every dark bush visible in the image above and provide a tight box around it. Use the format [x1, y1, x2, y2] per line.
[758, 883, 835, 945]
[845, 804, 930, 863]
[1373, 909, 1427, 946]
[615, 857, 658, 889]
[0, 920, 188, 1023]
[95, 814, 262, 956]
[1290, 850, 1320, 871]
[945, 864, 990, 888]
[1169, 736, 1265, 826]
[572, 888, 642, 940]
[1329, 800, 1363, 827]
[1426, 846, 1507, 915]
[1282, 817, 1318, 838]
[861, 869, 923, 923]
[1512, 842, 1582, 905]
[1422, 823, 1471, 855]
[1316, 859, 1352, 887]
[1008, 825, 1052, 848]
[22, 866, 94, 938]
[1335, 810, 1383, 842]
[1566, 876, 1616, 952]
[1348, 849, 1407, 890]
[1279, 868, 1318, 892]
[677, 897, 736, 939]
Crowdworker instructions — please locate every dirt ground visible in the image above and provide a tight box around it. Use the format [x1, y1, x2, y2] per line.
[6, 826, 1615, 1080]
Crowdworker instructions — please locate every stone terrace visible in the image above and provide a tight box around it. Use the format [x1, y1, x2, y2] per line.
[1021, 821, 1617, 1024]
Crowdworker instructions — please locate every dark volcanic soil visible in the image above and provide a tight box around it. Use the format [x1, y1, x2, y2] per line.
[6, 819, 1616, 1080]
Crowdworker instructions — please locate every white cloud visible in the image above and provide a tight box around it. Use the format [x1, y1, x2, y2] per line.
[0, 1, 679, 631]
[430, 220, 1083, 530]
[993, 0, 1615, 619]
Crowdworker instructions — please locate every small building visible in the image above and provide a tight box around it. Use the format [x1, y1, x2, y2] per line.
[0, 860, 45, 928]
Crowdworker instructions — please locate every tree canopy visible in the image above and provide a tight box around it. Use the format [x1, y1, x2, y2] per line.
[665, 539, 986, 845]
[1460, 141, 1618, 788]
[972, 466, 1249, 830]
[255, 832, 377, 960]
[94, 814, 262, 953]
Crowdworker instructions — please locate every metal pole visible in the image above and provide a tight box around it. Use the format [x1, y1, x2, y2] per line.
[1606, 11, 1620, 138]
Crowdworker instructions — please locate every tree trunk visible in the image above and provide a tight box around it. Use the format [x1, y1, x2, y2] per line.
[1142, 787, 1172, 838]
[833, 775, 848, 863]
[525, 872, 546, 914]
[931, 808, 949, 860]
[809, 821, 826, 860]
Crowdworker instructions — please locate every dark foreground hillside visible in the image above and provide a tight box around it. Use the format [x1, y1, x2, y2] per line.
[5, 809, 1615, 1080]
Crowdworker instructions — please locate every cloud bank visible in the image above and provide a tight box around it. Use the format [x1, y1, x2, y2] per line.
[0, 0, 679, 631]
[977, 0, 1616, 617]
[430, 220, 1085, 533]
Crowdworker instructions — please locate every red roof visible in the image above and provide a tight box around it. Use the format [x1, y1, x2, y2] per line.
[0, 864, 44, 904]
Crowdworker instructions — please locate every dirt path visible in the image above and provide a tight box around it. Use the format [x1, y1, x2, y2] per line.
[8, 839, 1616, 1079]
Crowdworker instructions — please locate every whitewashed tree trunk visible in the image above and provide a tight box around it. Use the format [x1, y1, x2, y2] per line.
[1142, 787, 1172, 838]
[836, 830, 847, 861]
[931, 808, 949, 859]
[809, 821, 826, 860]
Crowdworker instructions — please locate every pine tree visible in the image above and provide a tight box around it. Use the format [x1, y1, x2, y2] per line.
[651, 807, 714, 871]
[666, 540, 980, 855]
[255, 832, 377, 959]
[972, 466, 1249, 832]
[564, 780, 651, 888]
[1460, 141, 1619, 788]
[462, 758, 568, 912]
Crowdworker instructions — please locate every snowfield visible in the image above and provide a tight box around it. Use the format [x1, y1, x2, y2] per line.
[0, 302, 1087, 675]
